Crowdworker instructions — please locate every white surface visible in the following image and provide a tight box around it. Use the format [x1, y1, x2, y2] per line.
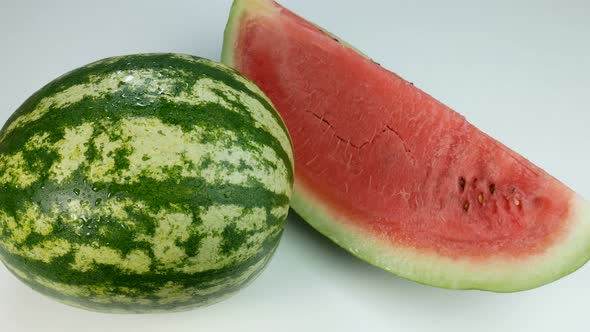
[1, 0, 589, 331]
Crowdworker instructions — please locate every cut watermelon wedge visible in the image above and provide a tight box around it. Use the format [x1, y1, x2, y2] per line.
[222, 0, 590, 291]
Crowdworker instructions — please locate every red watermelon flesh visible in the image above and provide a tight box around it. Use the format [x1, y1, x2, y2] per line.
[222, 0, 590, 291]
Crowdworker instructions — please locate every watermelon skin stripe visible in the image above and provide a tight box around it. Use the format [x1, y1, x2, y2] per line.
[0, 60, 293, 188]
[0, 115, 292, 197]
[0, 53, 294, 312]
[0, 185, 288, 273]
[1, 239, 279, 313]
[1, 53, 292, 156]
[1, 98, 293, 190]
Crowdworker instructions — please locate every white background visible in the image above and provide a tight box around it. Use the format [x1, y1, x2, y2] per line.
[1, 0, 589, 331]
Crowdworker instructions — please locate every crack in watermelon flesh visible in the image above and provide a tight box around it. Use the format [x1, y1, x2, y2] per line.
[222, 0, 590, 291]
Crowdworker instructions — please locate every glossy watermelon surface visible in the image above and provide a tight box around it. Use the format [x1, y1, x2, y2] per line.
[0, 53, 294, 312]
[222, 0, 590, 291]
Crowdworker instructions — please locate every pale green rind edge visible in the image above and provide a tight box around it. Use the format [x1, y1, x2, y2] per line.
[292, 179, 590, 292]
[220, 0, 242, 66]
[222, 0, 590, 292]
[222, 0, 273, 67]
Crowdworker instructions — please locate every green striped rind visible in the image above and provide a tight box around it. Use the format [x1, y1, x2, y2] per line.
[1, 238, 280, 313]
[0, 53, 294, 312]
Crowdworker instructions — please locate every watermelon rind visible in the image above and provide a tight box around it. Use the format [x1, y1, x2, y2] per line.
[293, 184, 590, 292]
[0, 53, 294, 312]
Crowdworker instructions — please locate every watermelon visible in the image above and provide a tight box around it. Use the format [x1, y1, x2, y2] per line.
[222, 0, 590, 291]
[0, 53, 294, 312]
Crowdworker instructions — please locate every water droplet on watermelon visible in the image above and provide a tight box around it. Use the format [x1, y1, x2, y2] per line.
[73, 188, 81, 195]
[95, 198, 102, 206]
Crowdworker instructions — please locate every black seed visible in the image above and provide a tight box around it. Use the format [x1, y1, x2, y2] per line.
[459, 177, 466, 191]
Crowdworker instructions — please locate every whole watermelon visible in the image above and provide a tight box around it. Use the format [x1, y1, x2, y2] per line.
[0, 53, 294, 312]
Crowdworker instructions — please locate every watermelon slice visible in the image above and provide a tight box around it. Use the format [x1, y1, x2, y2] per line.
[222, 0, 590, 291]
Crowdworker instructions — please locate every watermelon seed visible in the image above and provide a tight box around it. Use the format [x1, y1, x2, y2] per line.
[514, 198, 521, 206]
[478, 194, 484, 205]
[463, 201, 470, 212]
[459, 177, 466, 191]
[489, 184, 496, 194]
